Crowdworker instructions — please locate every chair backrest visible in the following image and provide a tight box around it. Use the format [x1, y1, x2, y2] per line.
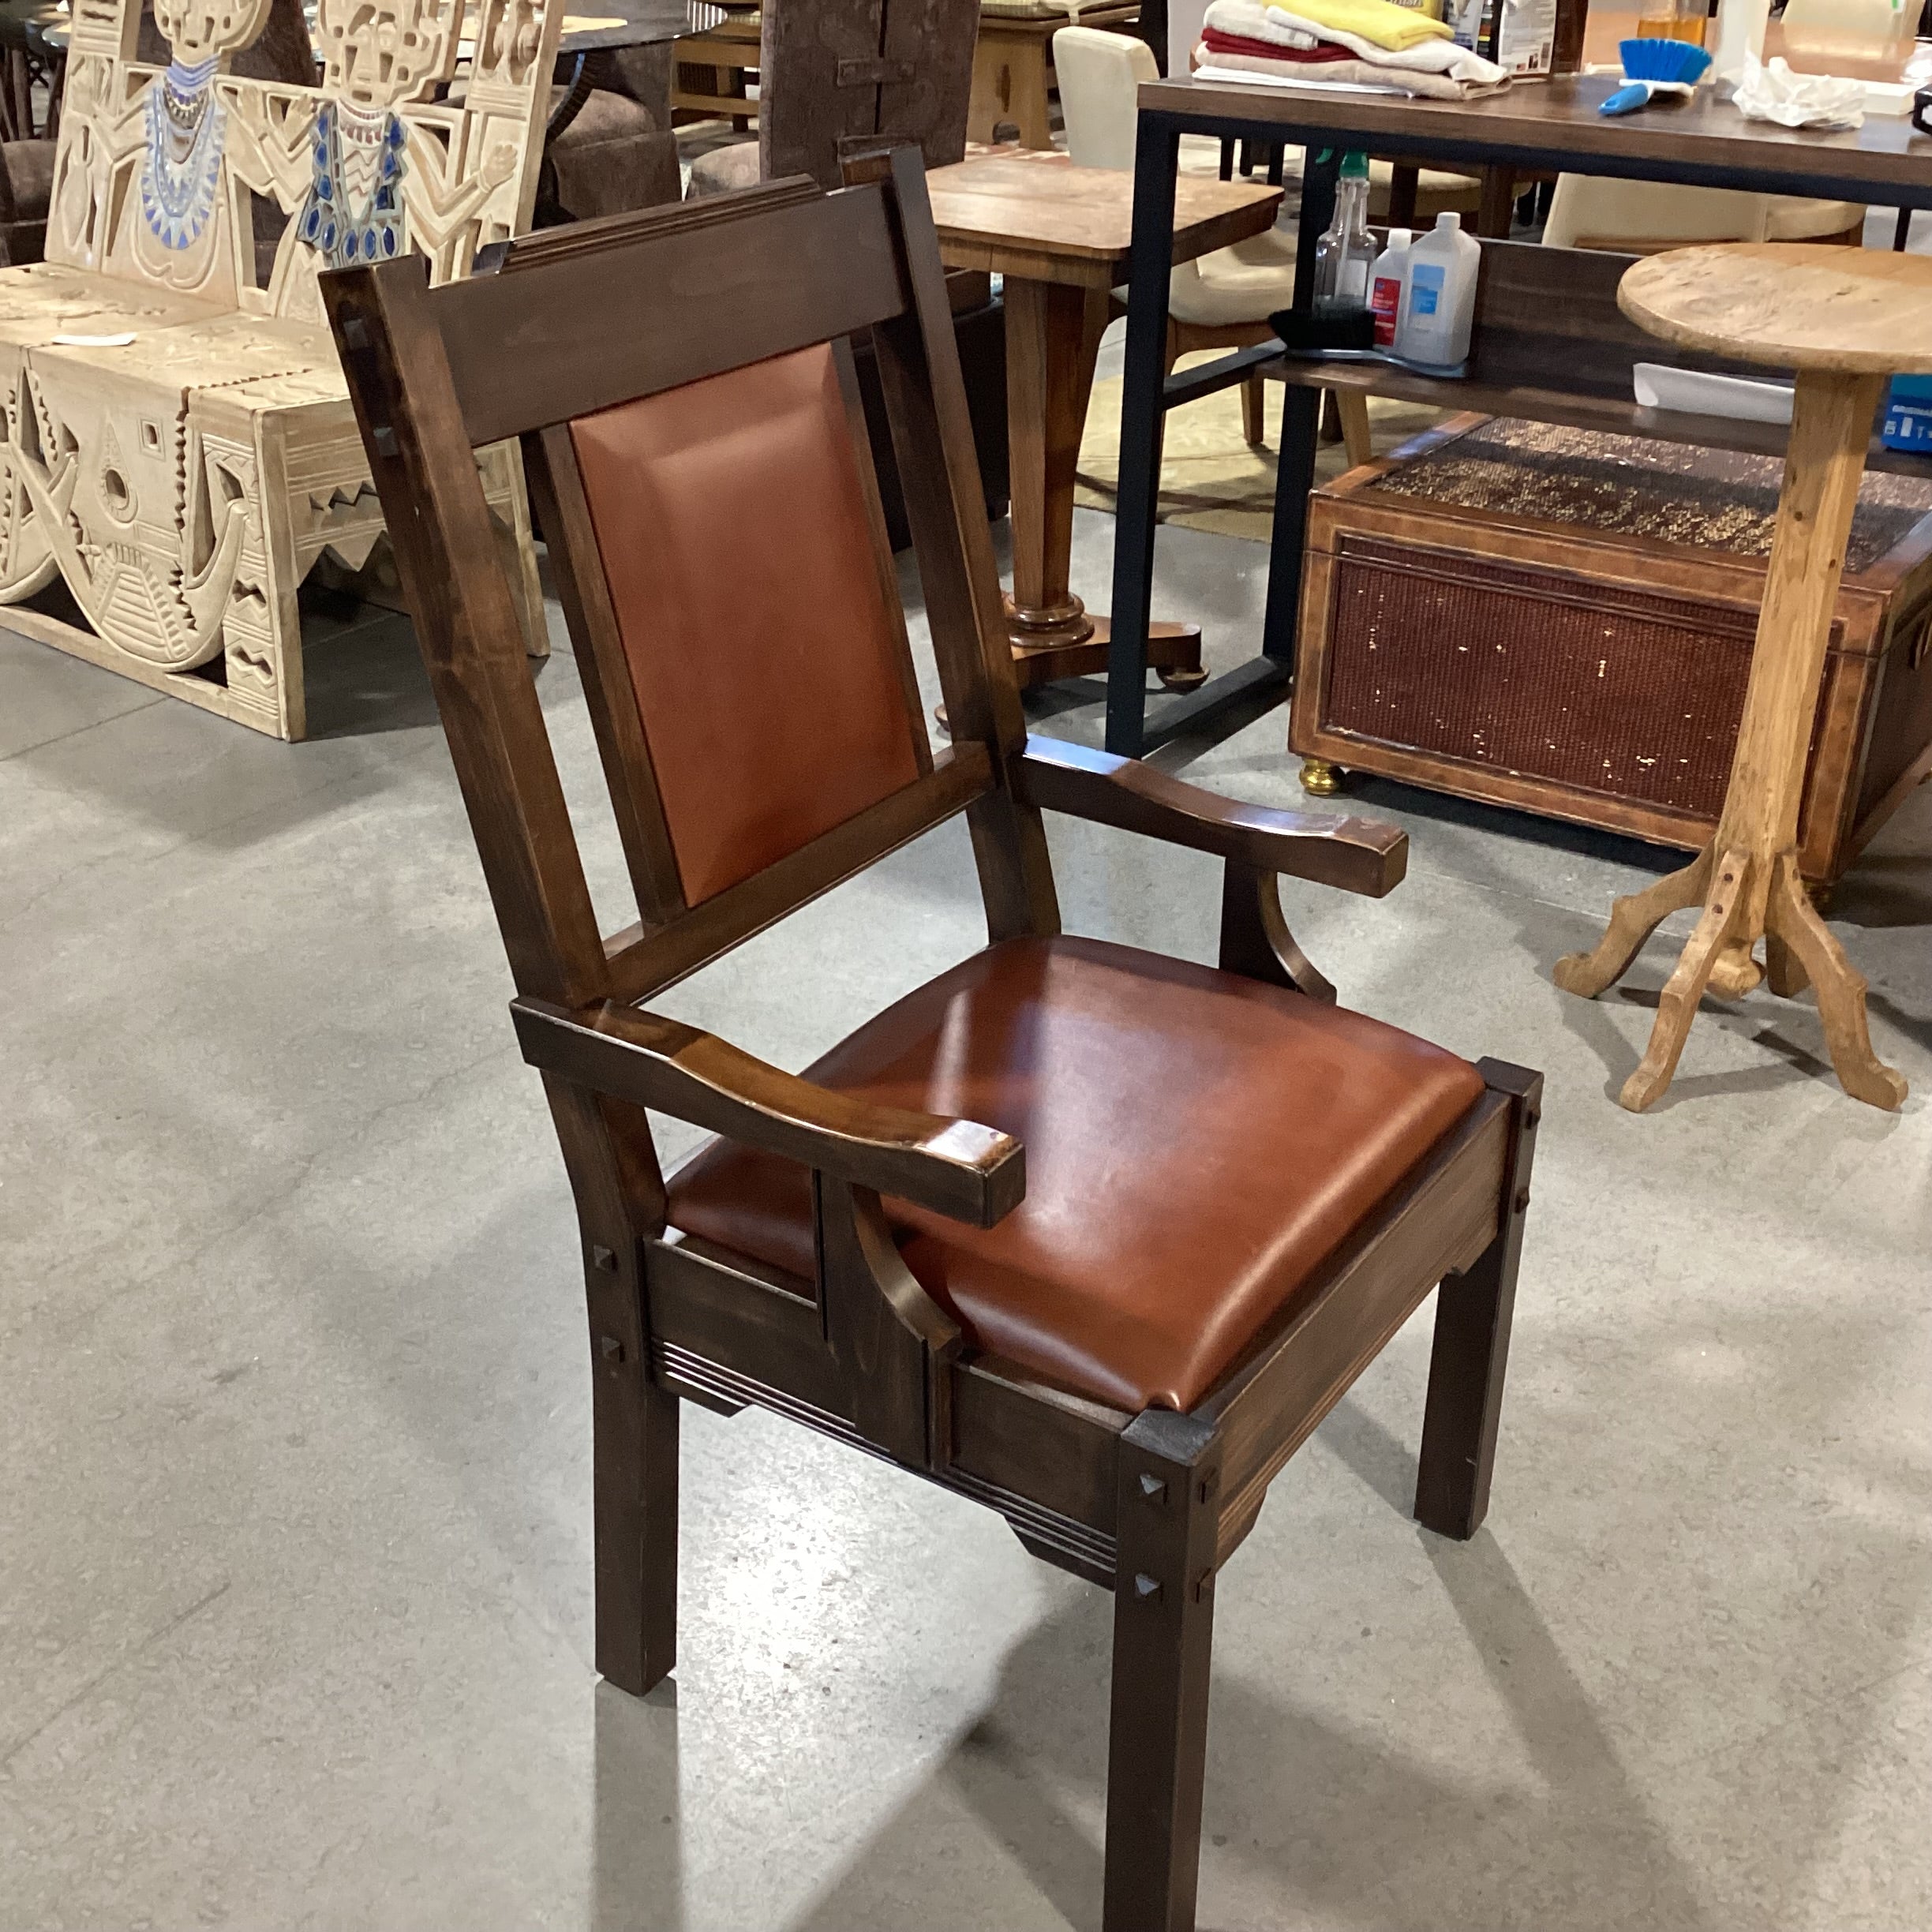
[1541, 177, 1770, 253]
[47, 0, 564, 321]
[759, 0, 981, 189]
[323, 152, 1057, 1028]
[1052, 26, 1156, 174]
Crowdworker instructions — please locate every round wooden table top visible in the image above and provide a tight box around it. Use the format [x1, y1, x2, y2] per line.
[1618, 244, 1932, 376]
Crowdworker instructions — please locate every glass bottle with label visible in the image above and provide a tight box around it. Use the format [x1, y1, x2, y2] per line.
[1312, 151, 1375, 320]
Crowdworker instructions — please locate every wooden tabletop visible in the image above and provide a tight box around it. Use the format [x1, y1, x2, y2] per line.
[926, 150, 1282, 287]
[558, 0, 732, 52]
[1137, 73, 1932, 207]
[975, 1, 1139, 36]
[1619, 243, 1932, 374]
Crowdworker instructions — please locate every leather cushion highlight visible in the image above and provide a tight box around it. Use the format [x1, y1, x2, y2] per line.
[666, 936, 1485, 1412]
[569, 342, 922, 905]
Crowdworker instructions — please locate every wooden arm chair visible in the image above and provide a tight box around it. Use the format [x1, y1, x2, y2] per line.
[324, 148, 1542, 1932]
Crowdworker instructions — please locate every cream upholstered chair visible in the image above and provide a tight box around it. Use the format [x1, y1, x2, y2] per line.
[1541, 177, 1865, 252]
[1055, 25, 1370, 457]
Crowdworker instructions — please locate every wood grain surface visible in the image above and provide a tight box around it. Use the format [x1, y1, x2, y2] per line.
[926, 149, 1280, 283]
[1137, 73, 1932, 204]
[1619, 244, 1932, 374]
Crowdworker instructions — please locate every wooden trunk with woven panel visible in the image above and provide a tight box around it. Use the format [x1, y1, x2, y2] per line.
[1290, 414, 1932, 883]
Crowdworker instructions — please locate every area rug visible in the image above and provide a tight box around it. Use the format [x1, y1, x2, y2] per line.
[1076, 363, 1448, 543]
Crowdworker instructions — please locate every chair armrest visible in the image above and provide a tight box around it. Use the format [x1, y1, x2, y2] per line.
[511, 997, 1024, 1228]
[1014, 736, 1407, 897]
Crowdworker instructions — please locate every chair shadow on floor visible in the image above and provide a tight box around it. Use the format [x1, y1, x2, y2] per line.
[758, 1399, 1712, 1932]
[593, 1678, 687, 1932]
[657, 1341, 1922, 1932]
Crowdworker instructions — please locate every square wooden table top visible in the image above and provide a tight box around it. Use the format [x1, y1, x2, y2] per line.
[925, 149, 1283, 287]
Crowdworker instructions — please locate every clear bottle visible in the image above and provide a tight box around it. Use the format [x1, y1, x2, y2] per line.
[1312, 151, 1375, 320]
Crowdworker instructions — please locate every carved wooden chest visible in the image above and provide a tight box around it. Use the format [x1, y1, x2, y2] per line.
[1290, 414, 1932, 882]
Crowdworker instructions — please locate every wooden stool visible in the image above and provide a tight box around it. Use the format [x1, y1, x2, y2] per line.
[1555, 245, 1932, 1113]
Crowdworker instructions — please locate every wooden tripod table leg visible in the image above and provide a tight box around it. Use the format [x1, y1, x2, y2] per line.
[1001, 275, 1205, 693]
[1553, 365, 1907, 1113]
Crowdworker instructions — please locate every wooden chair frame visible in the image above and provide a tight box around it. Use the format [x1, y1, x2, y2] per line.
[323, 149, 1541, 1932]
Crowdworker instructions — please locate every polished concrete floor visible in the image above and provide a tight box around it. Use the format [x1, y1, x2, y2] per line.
[4, 505, 1930, 1931]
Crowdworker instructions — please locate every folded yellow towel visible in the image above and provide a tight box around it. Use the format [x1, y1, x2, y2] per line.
[1267, 0, 1451, 49]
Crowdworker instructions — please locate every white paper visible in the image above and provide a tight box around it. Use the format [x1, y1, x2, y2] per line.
[1730, 51, 1865, 128]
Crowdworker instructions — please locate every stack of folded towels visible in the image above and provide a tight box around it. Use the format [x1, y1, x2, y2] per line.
[1195, 0, 1510, 100]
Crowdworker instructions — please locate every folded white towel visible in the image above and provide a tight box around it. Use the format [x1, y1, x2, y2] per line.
[1204, 0, 1509, 81]
[1193, 58, 1410, 93]
[1195, 45, 1502, 98]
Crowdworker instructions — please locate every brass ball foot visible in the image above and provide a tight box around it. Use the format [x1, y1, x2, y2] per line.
[1299, 758, 1344, 797]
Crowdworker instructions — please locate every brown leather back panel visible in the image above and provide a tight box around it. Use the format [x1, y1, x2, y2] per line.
[569, 343, 922, 905]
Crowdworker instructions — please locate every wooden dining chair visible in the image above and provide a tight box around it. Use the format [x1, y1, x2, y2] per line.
[323, 147, 1542, 1932]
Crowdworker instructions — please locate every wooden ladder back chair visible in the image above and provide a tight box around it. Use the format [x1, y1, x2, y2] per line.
[324, 147, 1543, 1932]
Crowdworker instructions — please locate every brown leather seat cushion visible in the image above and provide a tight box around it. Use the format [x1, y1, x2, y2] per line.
[666, 937, 1485, 1412]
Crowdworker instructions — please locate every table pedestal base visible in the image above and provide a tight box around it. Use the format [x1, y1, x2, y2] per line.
[1553, 844, 1904, 1113]
[1007, 596, 1206, 691]
[1551, 360, 1906, 1114]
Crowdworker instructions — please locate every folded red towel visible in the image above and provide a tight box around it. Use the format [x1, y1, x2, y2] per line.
[1199, 25, 1355, 58]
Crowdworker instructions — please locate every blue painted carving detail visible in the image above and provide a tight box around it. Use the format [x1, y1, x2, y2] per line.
[140, 58, 226, 250]
[294, 103, 408, 271]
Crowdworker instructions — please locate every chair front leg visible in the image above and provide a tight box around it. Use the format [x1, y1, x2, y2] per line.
[1105, 1411, 1223, 1932]
[545, 1077, 681, 1695]
[1414, 1060, 1541, 1540]
[592, 1344, 681, 1695]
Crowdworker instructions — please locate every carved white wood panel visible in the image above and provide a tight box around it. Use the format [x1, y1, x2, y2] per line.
[4, 0, 562, 735]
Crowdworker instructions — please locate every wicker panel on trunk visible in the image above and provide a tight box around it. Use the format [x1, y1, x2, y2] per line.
[1370, 418, 1932, 573]
[1296, 414, 1932, 881]
[1323, 534, 1783, 818]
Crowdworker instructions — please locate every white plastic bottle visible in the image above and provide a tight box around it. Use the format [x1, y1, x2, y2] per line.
[1395, 212, 1480, 371]
[1368, 227, 1413, 350]
[1711, 0, 1771, 78]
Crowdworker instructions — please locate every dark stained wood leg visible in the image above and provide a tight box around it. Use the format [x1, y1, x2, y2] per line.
[1002, 272, 1203, 694]
[1414, 1061, 1541, 1541]
[1385, 161, 1419, 228]
[1477, 165, 1516, 238]
[541, 1076, 680, 1696]
[594, 1361, 680, 1695]
[1239, 373, 1265, 447]
[1104, 1410, 1221, 1932]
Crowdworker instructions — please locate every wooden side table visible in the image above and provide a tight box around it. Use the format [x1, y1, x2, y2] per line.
[673, 6, 758, 128]
[968, 2, 1141, 149]
[1555, 245, 1932, 1112]
[926, 148, 1279, 691]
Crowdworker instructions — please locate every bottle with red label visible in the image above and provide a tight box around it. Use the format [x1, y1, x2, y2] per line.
[1369, 227, 1413, 350]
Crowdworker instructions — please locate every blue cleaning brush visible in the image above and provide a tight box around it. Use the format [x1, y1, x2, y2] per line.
[1600, 36, 1713, 114]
